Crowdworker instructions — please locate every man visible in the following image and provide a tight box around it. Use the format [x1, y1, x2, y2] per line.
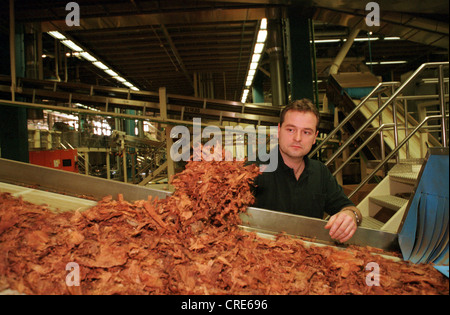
[254, 99, 361, 243]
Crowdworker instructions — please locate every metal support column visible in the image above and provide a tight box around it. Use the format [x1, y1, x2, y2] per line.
[159, 87, 174, 191]
[0, 0, 29, 163]
[252, 71, 265, 103]
[438, 65, 448, 147]
[287, 13, 314, 102]
[267, 8, 287, 107]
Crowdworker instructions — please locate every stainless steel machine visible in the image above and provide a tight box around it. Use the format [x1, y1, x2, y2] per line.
[0, 157, 399, 252]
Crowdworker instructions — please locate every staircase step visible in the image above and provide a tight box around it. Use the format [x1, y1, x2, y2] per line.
[369, 195, 408, 211]
[389, 172, 420, 185]
[361, 216, 384, 230]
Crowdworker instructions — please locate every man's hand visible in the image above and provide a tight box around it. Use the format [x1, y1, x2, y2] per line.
[324, 210, 358, 243]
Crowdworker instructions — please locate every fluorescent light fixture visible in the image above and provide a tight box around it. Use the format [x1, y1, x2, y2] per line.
[252, 53, 261, 63]
[256, 30, 267, 43]
[312, 39, 341, 44]
[260, 18, 267, 30]
[354, 37, 379, 41]
[93, 61, 108, 70]
[384, 37, 401, 40]
[312, 37, 381, 44]
[123, 82, 134, 87]
[105, 69, 119, 77]
[61, 40, 83, 52]
[114, 76, 126, 82]
[380, 60, 407, 65]
[254, 43, 265, 54]
[130, 86, 140, 91]
[366, 60, 407, 65]
[80, 52, 97, 62]
[241, 18, 268, 100]
[48, 31, 66, 40]
[241, 89, 249, 103]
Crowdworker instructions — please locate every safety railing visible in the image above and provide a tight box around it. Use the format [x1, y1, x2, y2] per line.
[309, 81, 400, 158]
[313, 61, 449, 198]
[348, 114, 448, 199]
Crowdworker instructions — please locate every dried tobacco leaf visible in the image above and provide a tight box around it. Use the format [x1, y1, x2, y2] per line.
[0, 148, 448, 295]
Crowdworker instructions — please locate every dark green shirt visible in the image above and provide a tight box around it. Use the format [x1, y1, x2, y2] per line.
[253, 148, 354, 219]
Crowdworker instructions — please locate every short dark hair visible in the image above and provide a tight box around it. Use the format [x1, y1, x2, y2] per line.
[280, 99, 320, 131]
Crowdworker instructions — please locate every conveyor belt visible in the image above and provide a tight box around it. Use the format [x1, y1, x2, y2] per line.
[0, 157, 400, 252]
[0, 157, 170, 202]
[0, 182, 96, 212]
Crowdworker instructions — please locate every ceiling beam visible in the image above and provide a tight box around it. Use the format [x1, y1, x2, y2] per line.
[41, 8, 266, 32]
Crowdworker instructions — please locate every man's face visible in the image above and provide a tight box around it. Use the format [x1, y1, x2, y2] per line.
[278, 110, 319, 160]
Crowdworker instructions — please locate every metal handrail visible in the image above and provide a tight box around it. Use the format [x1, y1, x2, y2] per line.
[323, 61, 449, 168]
[332, 123, 394, 177]
[309, 81, 400, 158]
[348, 114, 448, 199]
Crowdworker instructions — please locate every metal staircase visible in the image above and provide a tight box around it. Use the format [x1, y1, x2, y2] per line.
[313, 61, 449, 233]
[359, 159, 423, 232]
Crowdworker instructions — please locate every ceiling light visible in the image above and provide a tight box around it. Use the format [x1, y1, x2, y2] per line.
[61, 40, 83, 52]
[123, 82, 134, 87]
[354, 37, 379, 41]
[379, 60, 407, 65]
[366, 60, 407, 65]
[254, 43, 265, 54]
[311, 39, 341, 44]
[256, 30, 267, 43]
[250, 62, 258, 70]
[248, 69, 256, 76]
[260, 18, 267, 30]
[48, 31, 66, 40]
[241, 89, 249, 103]
[312, 37, 381, 44]
[93, 61, 108, 70]
[80, 52, 97, 62]
[114, 76, 126, 82]
[384, 36, 401, 40]
[105, 69, 118, 77]
[252, 54, 261, 63]
[130, 86, 140, 91]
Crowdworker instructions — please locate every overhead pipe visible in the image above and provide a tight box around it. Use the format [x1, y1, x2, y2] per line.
[329, 22, 362, 75]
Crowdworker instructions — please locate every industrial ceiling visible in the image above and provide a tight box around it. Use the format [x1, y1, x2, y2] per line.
[0, 0, 448, 103]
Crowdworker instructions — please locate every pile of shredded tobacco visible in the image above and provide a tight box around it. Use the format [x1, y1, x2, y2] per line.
[0, 155, 448, 295]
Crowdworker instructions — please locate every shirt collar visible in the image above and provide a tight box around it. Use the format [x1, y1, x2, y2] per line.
[276, 146, 311, 175]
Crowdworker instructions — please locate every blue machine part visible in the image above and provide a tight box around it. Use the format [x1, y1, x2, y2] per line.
[343, 87, 375, 99]
[398, 149, 449, 277]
